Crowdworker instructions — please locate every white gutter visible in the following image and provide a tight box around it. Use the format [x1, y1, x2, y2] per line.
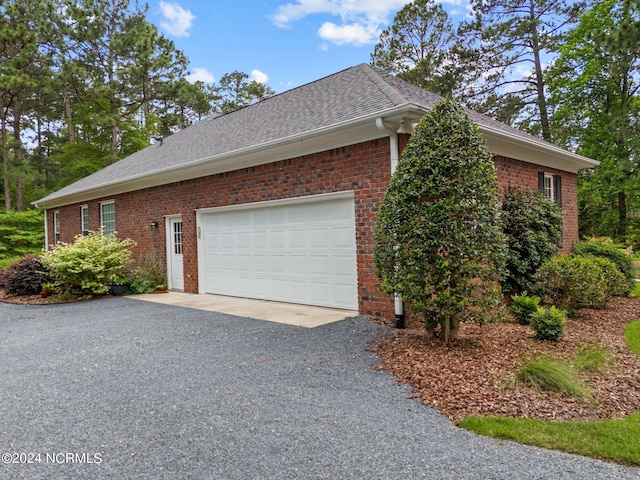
[376, 117, 406, 328]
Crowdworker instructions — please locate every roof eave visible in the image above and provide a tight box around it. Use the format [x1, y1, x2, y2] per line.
[34, 105, 420, 209]
[479, 124, 598, 173]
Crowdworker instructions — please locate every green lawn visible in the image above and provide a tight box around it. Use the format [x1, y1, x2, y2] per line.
[458, 414, 640, 466]
[458, 319, 640, 467]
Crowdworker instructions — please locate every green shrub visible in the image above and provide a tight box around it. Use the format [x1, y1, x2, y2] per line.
[1, 255, 52, 296]
[129, 251, 166, 294]
[516, 357, 592, 401]
[574, 239, 635, 294]
[41, 231, 136, 296]
[501, 189, 563, 294]
[536, 255, 610, 311]
[373, 100, 505, 342]
[530, 306, 566, 341]
[510, 293, 541, 325]
[588, 256, 629, 298]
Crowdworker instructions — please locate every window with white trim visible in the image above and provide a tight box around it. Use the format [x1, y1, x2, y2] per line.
[81, 205, 89, 236]
[538, 171, 562, 209]
[543, 173, 554, 200]
[100, 201, 115, 235]
[54, 211, 60, 243]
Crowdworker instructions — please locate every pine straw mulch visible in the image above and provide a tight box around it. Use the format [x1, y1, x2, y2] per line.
[371, 297, 640, 422]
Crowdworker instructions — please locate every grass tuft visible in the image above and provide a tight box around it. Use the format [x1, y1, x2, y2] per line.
[516, 357, 592, 402]
[572, 344, 611, 373]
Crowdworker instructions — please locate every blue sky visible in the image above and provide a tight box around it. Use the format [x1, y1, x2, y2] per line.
[146, 0, 472, 93]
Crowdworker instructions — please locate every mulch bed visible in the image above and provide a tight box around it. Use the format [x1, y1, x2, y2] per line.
[0, 289, 93, 305]
[372, 297, 640, 422]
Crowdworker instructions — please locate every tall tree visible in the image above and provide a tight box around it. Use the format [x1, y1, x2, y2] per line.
[370, 0, 459, 96]
[548, 0, 640, 241]
[459, 0, 582, 139]
[0, 0, 46, 210]
[59, 0, 188, 163]
[213, 71, 275, 114]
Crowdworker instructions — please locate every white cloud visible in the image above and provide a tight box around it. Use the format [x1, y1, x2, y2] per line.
[186, 67, 215, 84]
[159, 1, 195, 37]
[318, 22, 378, 46]
[271, 0, 467, 47]
[250, 69, 269, 84]
[270, 0, 409, 46]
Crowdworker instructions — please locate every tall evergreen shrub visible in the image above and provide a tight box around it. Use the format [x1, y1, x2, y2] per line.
[374, 100, 506, 342]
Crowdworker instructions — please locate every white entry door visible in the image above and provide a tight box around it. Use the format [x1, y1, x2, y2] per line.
[167, 217, 184, 291]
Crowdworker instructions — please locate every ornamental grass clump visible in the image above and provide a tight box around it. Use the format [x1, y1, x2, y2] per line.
[41, 230, 136, 296]
[517, 357, 592, 402]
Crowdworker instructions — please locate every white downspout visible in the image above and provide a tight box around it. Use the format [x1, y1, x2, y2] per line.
[43, 208, 49, 251]
[376, 117, 405, 328]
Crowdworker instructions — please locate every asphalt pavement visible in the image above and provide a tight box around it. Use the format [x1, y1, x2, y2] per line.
[1, 297, 638, 479]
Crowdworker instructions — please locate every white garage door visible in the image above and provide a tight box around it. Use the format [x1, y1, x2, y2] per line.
[198, 193, 358, 310]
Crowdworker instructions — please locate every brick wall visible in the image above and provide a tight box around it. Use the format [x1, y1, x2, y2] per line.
[494, 155, 578, 253]
[46, 138, 578, 319]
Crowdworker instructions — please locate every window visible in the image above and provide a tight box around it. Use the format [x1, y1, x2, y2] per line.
[81, 206, 89, 236]
[173, 221, 183, 255]
[53, 211, 60, 243]
[100, 201, 115, 235]
[543, 173, 554, 200]
[538, 171, 562, 209]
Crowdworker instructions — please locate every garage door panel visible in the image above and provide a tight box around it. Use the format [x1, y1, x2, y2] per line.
[200, 194, 357, 310]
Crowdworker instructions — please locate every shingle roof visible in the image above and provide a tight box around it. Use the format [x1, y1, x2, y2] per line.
[35, 64, 593, 207]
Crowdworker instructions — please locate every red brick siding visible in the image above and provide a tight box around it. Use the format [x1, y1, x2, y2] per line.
[46, 139, 579, 319]
[494, 155, 578, 253]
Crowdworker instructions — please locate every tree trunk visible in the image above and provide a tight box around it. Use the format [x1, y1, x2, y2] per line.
[617, 191, 627, 240]
[530, 0, 551, 141]
[16, 176, 23, 211]
[12, 100, 24, 211]
[64, 90, 75, 143]
[1, 111, 11, 210]
[442, 313, 461, 343]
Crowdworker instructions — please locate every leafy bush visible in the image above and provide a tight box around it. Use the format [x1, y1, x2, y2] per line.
[589, 256, 629, 298]
[530, 306, 566, 341]
[501, 189, 563, 294]
[0, 209, 45, 261]
[374, 100, 506, 342]
[41, 231, 136, 295]
[536, 255, 612, 311]
[574, 239, 635, 295]
[1, 255, 52, 296]
[129, 251, 166, 294]
[510, 293, 541, 325]
[516, 357, 592, 401]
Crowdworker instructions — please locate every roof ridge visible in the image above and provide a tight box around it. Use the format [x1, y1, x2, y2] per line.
[355, 64, 409, 106]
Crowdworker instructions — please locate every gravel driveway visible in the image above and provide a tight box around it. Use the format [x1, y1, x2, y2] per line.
[1, 297, 638, 479]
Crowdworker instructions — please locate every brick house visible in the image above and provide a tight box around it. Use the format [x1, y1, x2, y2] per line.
[34, 64, 596, 320]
